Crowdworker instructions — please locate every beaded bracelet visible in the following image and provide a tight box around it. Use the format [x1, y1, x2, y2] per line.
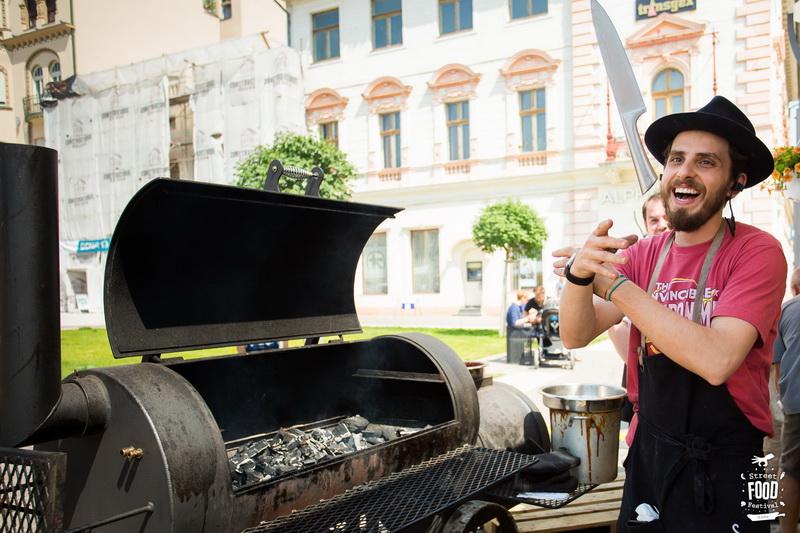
[606, 275, 629, 301]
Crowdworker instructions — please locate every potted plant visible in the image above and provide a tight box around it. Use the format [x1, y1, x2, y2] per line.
[763, 145, 800, 197]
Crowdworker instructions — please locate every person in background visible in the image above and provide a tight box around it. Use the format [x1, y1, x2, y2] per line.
[506, 290, 531, 331]
[773, 267, 800, 533]
[607, 193, 669, 423]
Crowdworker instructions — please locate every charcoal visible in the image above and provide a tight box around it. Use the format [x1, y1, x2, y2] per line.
[227, 417, 428, 488]
[331, 423, 351, 442]
[245, 439, 269, 458]
[343, 415, 369, 432]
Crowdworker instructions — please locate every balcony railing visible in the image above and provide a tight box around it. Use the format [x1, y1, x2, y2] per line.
[23, 95, 42, 121]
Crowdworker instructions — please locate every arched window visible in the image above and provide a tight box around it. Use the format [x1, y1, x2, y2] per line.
[0, 69, 7, 105]
[652, 68, 684, 119]
[31, 66, 44, 98]
[49, 61, 60, 82]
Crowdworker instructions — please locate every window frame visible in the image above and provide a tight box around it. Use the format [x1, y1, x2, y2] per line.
[221, 0, 232, 20]
[319, 121, 339, 147]
[652, 68, 684, 120]
[31, 65, 44, 99]
[49, 61, 60, 82]
[439, 0, 473, 35]
[446, 100, 470, 161]
[411, 228, 440, 294]
[372, 0, 403, 50]
[362, 232, 388, 295]
[312, 8, 340, 63]
[519, 88, 546, 152]
[0, 68, 7, 105]
[380, 111, 401, 169]
[509, 0, 547, 20]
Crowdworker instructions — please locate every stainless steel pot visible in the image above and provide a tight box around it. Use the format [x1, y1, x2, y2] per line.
[541, 384, 626, 484]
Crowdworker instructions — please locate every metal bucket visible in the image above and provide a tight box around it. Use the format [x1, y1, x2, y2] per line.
[541, 384, 626, 484]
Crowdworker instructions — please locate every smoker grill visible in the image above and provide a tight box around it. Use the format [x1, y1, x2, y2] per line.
[0, 145, 579, 533]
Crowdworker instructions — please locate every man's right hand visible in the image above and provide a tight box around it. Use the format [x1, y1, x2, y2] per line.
[554, 219, 638, 282]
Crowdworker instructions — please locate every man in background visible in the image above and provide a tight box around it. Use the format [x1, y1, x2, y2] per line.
[774, 268, 800, 533]
[607, 193, 668, 422]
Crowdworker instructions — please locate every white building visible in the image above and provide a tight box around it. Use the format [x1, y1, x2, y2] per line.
[288, 0, 794, 323]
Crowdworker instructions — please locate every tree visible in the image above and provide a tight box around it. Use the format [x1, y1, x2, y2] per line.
[235, 132, 356, 200]
[472, 200, 548, 334]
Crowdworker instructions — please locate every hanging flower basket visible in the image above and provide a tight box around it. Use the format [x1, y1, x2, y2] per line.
[762, 146, 800, 198]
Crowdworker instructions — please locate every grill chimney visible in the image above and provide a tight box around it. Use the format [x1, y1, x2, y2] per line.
[0, 143, 61, 447]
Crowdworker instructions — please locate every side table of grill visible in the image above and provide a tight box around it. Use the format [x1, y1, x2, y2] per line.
[242, 446, 538, 533]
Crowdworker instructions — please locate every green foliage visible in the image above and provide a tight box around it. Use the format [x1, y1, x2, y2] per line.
[235, 132, 356, 200]
[472, 200, 548, 261]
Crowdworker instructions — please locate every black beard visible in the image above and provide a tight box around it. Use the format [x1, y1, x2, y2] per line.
[665, 182, 729, 232]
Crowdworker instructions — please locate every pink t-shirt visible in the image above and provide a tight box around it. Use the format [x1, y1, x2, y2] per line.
[618, 221, 786, 443]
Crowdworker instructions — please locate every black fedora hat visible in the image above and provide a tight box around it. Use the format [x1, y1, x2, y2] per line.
[644, 95, 773, 188]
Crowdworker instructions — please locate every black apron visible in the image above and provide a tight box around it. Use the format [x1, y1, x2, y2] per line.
[617, 223, 768, 532]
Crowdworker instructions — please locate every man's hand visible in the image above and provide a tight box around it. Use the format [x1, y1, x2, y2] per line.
[554, 220, 637, 284]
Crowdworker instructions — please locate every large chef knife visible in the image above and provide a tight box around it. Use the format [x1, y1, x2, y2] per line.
[591, 0, 659, 194]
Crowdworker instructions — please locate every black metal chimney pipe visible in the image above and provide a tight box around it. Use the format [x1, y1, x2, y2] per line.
[0, 143, 61, 447]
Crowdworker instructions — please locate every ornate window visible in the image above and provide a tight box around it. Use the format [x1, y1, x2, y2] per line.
[380, 111, 401, 168]
[363, 76, 411, 114]
[305, 88, 348, 134]
[31, 65, 43, 98]
[49, 61, 60, 82]
[500, 49, 559, 91]
[312, 9, 340, 62]
[652, 68, 684, 119]
[427, 64, 481, 103]
[446, 101, 469, 160]
[372, 0, 402, 49]
[439, 0, 472, 35]
[509, 0, 547, 19]
[0, 68, 7, 105]
[520, 89, 546, 152]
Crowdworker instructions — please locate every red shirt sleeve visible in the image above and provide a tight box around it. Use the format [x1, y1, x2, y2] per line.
[712, 234, 787, 346]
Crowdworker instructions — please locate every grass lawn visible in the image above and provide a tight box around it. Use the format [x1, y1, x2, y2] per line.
[60, 327, 505, 377]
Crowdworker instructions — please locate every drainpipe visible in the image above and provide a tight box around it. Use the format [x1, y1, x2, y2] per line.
[272, 0, 290, 47]
[69, 0, 76, 74]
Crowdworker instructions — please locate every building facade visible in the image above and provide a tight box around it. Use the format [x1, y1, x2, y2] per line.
[288, 0, 795, 323]
[0, 0, 288, 145]
[7, 1, 291, 315]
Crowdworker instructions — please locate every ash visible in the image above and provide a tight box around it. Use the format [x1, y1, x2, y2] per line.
[229, 415, 427, 488]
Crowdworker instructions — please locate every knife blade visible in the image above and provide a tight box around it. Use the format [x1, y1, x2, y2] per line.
[591, 0, 659, 194]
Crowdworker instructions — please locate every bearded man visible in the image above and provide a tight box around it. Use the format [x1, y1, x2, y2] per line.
[556, 96, 787, 531]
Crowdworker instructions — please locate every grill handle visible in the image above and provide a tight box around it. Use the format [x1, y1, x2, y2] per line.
[264, 159, 324, 197]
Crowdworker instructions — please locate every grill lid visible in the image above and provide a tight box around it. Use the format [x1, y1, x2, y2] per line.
[104, 178, 399, 358]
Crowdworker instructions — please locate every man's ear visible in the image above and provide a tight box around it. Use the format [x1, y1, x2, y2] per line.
[729, 174, 746, 197]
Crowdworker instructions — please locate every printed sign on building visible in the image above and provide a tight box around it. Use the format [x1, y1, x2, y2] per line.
[636, 0, 696, 20]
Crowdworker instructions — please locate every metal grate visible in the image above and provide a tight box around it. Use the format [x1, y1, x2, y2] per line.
[242, 446, 538, 533]
[0, 448, 66, 533]
[485, 479, 597, 510]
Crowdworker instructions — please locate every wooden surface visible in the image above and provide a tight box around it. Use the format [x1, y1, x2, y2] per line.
[489, 475, 625, 533]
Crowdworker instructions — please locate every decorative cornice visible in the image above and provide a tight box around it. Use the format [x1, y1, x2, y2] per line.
[305, 88, 348, 125]
[1, 22, 74, 51]
[626, 13, 704, 49]
[500, 49, 560, 91]
[427, 64, 481, 103]
[362, 76, 412, 114]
